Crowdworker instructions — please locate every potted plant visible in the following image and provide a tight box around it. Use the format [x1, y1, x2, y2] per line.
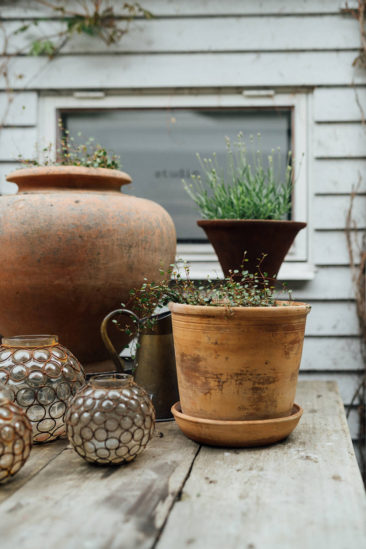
[1, 126, 176, 366]
[183, 134, 306, 278]
[126, 262, 311, 446]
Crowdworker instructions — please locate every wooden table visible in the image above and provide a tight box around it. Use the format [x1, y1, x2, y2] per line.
[1, 381, 365, 549]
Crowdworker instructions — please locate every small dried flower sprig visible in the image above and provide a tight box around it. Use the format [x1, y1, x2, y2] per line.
[19, 119, 121, 170]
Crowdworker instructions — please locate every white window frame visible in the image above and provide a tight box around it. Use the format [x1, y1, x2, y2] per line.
[38, 92, 314, 280]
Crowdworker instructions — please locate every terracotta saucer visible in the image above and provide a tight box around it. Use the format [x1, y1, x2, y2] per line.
[171, 402, 303, 447]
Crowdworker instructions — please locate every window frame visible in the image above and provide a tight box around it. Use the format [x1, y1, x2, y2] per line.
[38, 92, 313, 280]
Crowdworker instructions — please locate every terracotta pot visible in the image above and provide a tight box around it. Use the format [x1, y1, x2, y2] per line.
[197, 219, 306, 278]
[169, 301, 310, 421]
[1, 166, 176, 366]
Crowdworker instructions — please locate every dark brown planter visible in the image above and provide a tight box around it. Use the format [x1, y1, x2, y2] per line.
[1, 166, 176, 366]
[197, 219, 306, 278]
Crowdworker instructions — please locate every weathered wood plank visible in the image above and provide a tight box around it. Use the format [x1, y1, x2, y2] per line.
[305, 301, 359, 336]
[0, 128, 37, 161]
[313, 195, 366, 229]
[2, 52, 365, 90]
[0, 422, 198, 549]
[157, 381, 366, 549]
[1, 17, 360, 54]
[314, 88, 366, 123]
[0, 92, 37, 126]
[301, 337, 363, 372]
[313, 230, 358, 266]
[0, 163, 19, 194]
[0, 439, 67, 505]
[314, 123, 366, 158]
[298, 373, 363, 405]
[0, 0, 352, 18]
[290, 266, 353, 300]
[314, 159, 366, 194]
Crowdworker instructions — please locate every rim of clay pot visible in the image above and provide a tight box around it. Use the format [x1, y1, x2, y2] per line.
[197, 219, 307, 229]
[169, 300, 311, 317]
[6, 166, 132, 192]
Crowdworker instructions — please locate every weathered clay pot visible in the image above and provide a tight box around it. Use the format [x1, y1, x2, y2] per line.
[197, 219, 306, 278]
[169, 301, 310, 421]
[1, 166, 176, 366]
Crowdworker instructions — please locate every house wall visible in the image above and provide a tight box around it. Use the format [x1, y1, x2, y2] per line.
[0, 0, 364, 443]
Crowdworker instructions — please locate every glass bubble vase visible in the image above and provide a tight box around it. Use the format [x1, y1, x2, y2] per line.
[0, 382, 32, 483]
[0, 335, 86, 443]
[66, 374, 155, 465]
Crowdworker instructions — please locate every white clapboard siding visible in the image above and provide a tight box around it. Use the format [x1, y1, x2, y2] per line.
[0, 0, 353, 18]
[0, 128, 37, 161]
[313, 230, 361, 266]
[314, 159, 366, 194]
[299, 371, 362, 405]
[291, 266, 353, 300]
[0, 92, 37, 126]
[1, 17, 360, 54]
[314, 195, 366, 229]
[314, 88, 366, 123]
[314, 123, 366, 158]
[3, 52, 365, 90]
[301, 337, 363, 372]
[0, 163, 19, 194]
[305, 302, 359, 337]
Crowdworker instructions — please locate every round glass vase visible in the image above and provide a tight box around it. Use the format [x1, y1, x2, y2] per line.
[0, 335, 86, 443]
[0, 382, 32, 483]
[65, 374, 155, 465]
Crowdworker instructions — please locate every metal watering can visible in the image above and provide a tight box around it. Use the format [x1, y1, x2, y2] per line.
[100, 309, 179, 421]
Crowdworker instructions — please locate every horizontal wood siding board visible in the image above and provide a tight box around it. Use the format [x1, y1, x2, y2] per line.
[313, 195, 366, 229]
[305, 301, 359, 336]
[0, 0, 353, 18]
[0, 163, 20, 194]
[0, 128, 37, 161]
[314, 123, 366, 158]
[314, 88, 366, 122]
[3, 52, 365, 90]
[313, 231, 360, 265]
[298, 372, 362, 405]
[0, 92, 37, 126]
[1, 17, 360, 54]
[301, 337, 363, 372]
[314, 159, 366, 194]
[290, 266, 353, 299]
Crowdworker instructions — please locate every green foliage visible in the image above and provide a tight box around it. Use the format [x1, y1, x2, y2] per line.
[20, 119, 120, 170]
[183, 133, 293, 220]
[26, 1, 153, 57]
[124, 258, 291, 326]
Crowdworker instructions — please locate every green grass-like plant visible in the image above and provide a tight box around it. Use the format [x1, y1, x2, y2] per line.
[183, 133, 293, 220]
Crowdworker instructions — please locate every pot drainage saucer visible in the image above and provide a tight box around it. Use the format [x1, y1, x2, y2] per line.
[171, 402, 303, 448]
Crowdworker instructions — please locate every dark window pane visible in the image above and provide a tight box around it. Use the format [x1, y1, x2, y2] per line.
[63, 109, 291, 242]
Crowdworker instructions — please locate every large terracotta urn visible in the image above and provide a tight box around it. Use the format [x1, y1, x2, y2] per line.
[0, 166, 176, 365]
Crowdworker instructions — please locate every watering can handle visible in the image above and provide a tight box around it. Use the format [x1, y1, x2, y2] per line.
[100, 309, 140, 374]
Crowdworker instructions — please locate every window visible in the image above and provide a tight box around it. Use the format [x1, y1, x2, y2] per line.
[39, 93, 312, 279]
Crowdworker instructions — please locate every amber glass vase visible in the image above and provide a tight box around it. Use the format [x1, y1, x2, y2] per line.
[0, 335, 85, 443]
[66, 374, 155, 465]
[0, 382, 32, 482]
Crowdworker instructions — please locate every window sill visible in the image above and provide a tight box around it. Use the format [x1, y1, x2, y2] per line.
[176, 259, 315, 281]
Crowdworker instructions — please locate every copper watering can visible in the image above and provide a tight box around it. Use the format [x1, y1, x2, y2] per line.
[100, 309, 179, 421]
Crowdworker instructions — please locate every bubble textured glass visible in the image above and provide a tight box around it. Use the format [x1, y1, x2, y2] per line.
[0, 335, 86, 443]
[66, 374, 155, 465]
[0, 382, 32, 483]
